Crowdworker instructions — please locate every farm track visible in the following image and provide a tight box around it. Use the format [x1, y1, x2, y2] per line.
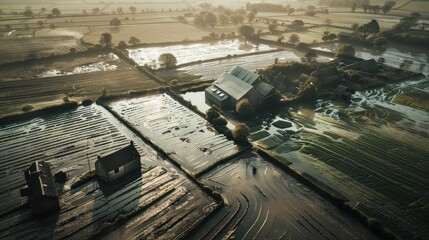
[0, 105, 216, 239]
[109, 94, 239, 175]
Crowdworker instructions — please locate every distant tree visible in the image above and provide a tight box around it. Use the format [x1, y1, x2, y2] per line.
[410, 12, 421, 19]
[236, 98, 255, 118]
[290, 20, 304, 30]
[247, 9, 257, 23]
[357, 19, 380, 39]
[128, 36, 140, 45]
[335, 44, 356, 58]
[374, 37, 387, 47]
[117, 7, 124, 14]
[37, 20, 44, 28]
[129, 6, 137, 14]
[23, 9, 33, 17]
[307, 5, 316, 11]
[229, 14, 244, 25]
[110, 17, 121, 27]
[351, 23, 359, 30]
[206, 106, 220, 123]
[52, 8, 61, 16]
[159, 53, 177, 69]
[40, 7, 46, 13]
[277, 35, 285, 43]
[218, 13, 228, 25]
[238, 25, 255, 39]
[70, 47, 77, 54]
[194, 14, 206, 27]
[92, 8, 100, 14]
[232, 123, 250, 145]
[177, 16, 187, 23]
[117, 41, 127, 48]
[351, 3, 357, 12]
[5, 24, 11, 30]
[305, 10, 316, 16]
[50, 23, 55, 29]
[328, 33, 337, 41]
[268, 24, 276, 33]
[199, 3, 213, 11]
[288, 8, 295, 15]
[204, 12, 217, 27]
[99, 32, 112, 47]
[303, 51, 318, 62]
[288, 33, 300, 43]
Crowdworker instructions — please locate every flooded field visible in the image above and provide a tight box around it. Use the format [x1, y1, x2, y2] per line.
[0, 52, 160, 117]
[109, 94, 239, 175]
[189, 153, 377, 240]
[0, 105, 216, 239]
[128, 40, 276, 68]
[37, 53, 120, 78]
[249, 76, 429, 239]
[160, 51, 300, 82]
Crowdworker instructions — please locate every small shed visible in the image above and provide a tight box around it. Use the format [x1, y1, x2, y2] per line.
[95, 141, 141, 183]
[20, 161, 60, 215]
[330, 85, 352, 102]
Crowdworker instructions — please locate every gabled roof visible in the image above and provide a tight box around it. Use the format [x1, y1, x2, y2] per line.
[230, 66, 260, 85]
[255, 81, 275, 96]
[214, 73, 253, 100]
[97, 141, 140, 172]
[205, 86, 229, 102]
[22, 161, 58, 199]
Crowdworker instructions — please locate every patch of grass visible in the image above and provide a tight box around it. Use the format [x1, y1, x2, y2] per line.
[256, 136, 282, 150]
[250, 131, 270, 141]
[272, 120, 292, 129]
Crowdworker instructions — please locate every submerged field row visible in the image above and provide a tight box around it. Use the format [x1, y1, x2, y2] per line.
[109, 93, 239, 175]
[0, 104, 217, 239]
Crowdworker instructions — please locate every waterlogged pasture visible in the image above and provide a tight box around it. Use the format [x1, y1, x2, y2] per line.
[250, 76, 429, 239]
[160, 51, 300, 82]
[110, 94, 239, 175]
[128, 40, 276, 68]
[189, 154, 377, 240]
[0, 105, 216, 239]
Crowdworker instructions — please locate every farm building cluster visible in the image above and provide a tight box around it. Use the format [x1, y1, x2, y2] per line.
[205, 66, 276, 108]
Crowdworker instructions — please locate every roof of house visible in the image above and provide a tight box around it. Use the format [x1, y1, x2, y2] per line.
[23, 161, 58, 199]
[255, 81, 275, 96]
[97, 141, 140, 172]
[230, 66, 260, 85]
[214, 73, 253, 100]
[205, 85, 229, 102]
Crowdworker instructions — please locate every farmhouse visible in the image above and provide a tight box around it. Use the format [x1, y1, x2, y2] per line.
[95, 141, 141, 183]
[20, 161, 60, 215]
[205, 66, 275, 108]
